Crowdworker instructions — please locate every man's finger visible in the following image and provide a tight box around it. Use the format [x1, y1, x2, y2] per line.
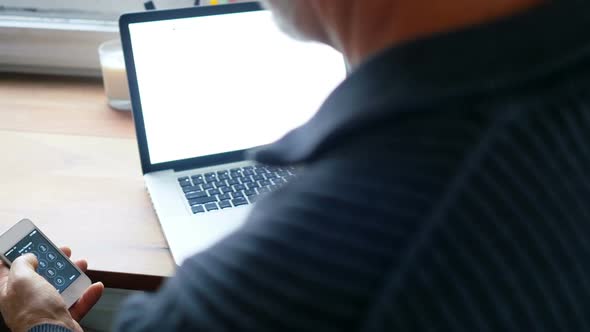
[69, 282, 104, 322]
[10, 254, 38, 280]
[0, 260, 10, 279]
[74, 259, 88, 273]
[59, 246, 72, 258]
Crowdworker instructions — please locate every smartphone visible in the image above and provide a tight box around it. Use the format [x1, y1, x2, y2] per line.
[0, 219, 91, 308]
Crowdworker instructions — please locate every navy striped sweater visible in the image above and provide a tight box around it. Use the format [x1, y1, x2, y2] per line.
[34, 1, 590, 331]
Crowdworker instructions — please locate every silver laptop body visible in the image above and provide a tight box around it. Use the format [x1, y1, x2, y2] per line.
[120, 2, 346, 264]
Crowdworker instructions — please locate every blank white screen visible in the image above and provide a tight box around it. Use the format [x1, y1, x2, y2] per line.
[129, 10, 346, 165]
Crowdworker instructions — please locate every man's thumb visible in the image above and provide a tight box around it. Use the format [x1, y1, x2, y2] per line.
[11, 254, 39, 275]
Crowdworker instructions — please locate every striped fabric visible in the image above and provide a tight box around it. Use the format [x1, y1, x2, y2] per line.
[32, 1, 590, 332]
[361, 94, 590, 331]
[28, 325, 72, 332]
[114, 1, 590, 331]
[114, 89, 590, 331]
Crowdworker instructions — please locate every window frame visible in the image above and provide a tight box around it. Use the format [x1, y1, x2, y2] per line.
[0, 1, 252, 76]
[0, 17, 118, 76]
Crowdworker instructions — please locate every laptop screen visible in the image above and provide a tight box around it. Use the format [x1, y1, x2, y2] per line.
[128, 9, 346, 165]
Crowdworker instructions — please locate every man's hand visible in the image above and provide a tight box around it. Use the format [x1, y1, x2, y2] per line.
[0, 247, 104, 332]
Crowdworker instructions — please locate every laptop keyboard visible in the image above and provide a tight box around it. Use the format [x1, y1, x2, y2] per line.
[177, 165, 297, 214]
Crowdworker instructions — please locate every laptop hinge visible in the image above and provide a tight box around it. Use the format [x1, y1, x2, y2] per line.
[171, 152, 248, 172]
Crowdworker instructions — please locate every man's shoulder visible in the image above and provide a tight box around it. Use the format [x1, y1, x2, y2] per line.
[247, 150, 457, 235]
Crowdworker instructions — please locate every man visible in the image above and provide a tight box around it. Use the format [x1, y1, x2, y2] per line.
[3, 0, 590, 330]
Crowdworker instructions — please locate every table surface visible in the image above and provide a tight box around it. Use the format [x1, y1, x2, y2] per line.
[0, 74, 175, 290]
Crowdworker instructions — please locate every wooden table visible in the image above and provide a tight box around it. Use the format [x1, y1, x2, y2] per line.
[0, 74, 175, 290]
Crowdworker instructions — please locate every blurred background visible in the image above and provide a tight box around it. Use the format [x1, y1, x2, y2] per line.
[0, 0, 251, 76]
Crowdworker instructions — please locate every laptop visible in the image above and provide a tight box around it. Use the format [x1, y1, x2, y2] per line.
[119, 2, 346, 265]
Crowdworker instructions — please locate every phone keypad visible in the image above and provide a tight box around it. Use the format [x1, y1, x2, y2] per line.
[46, 268, 56, 278]
[34, 253, 64, 285]
[47, 252, 57, 261]
[32, 250, 73, 292]
[5, 229, 81, 293]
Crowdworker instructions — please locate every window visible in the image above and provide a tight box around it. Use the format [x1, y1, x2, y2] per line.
[0, 1, 251, 76]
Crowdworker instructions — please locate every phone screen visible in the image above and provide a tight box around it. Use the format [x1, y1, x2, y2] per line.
[4, 229, 81, 293]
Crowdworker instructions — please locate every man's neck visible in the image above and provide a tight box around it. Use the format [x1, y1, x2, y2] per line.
[327, 0, 545, 68]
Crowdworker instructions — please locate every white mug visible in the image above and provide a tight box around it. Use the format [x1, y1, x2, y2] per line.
[98, 39, 132, 111]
